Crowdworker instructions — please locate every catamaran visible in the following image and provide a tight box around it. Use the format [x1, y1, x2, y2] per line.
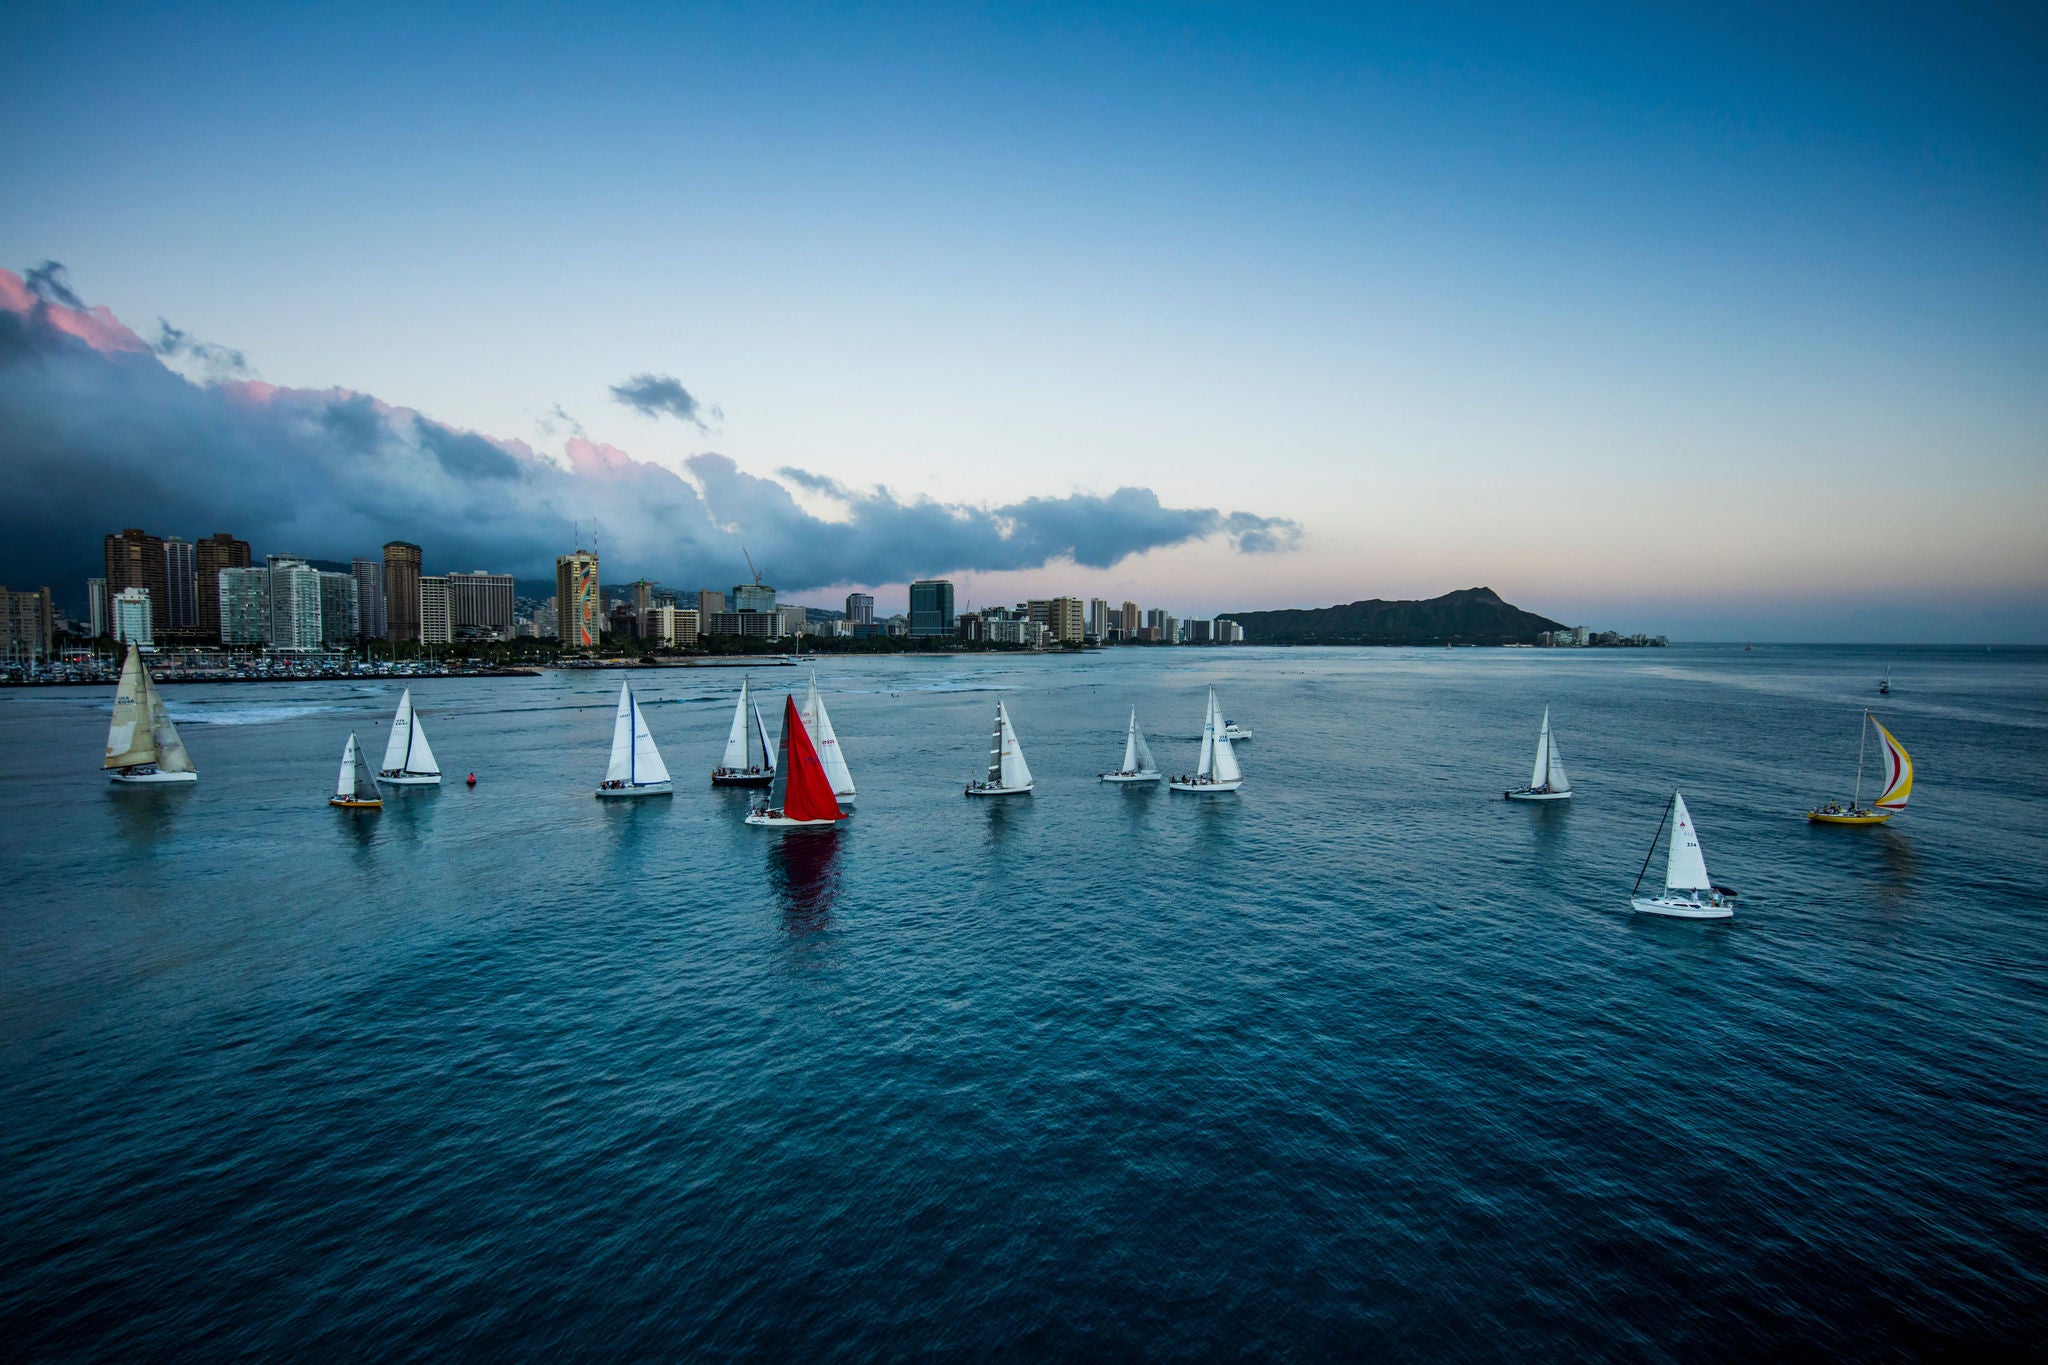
[378, 687, 441, 785]
[746, 695, 845, 827]
[711, 678, 776, 787]
[1630, 792, 1735, 919]
[1505, 706, 1572, 801]
[596, 680, 673, 798]
[793, 672, 856, 806]
[104, 645, 197, 783]
[1170, 688, 1243, 793]
[966, 700, 1033, 796]
[1101, 709, 1162, 783]
[330, 733, 382, 809]
[1808, 710, 1912, 825]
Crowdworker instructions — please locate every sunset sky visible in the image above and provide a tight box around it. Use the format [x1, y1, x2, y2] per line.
[3, 2, 2042, 639]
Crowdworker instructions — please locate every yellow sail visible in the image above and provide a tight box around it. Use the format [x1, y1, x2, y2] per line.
[103, 646, 157, 769]
[1872, 718, 1912, 811]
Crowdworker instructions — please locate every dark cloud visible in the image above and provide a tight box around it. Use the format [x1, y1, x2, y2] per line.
[153, 320, 250, 379]
[0, 270, 1301, 600]
[23, 261, 84, 310]
[609, 372, 721, 429]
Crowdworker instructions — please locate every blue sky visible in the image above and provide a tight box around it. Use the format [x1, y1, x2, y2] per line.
[2, 1, 2043, 639]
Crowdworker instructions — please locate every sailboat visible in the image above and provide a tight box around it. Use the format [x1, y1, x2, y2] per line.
[793, 672, 856, 806]
[596, 681, 673, 798]
[1630, 792, 1735, 918]
[377, 687, 442, 785]
[1877, 667, 1891, 696]
[966, 700, 1033, 796]
[330, 732, 382, 809]
[711, 678, 776, 787]
[1101, 709, 1162, 783]
[1504, 706, 1572, 801]
[1807, 710, 1912, 825]
[104, 645, 197, 783]
[1170, 688, 1243, 792]
[745, 695, 845, 827]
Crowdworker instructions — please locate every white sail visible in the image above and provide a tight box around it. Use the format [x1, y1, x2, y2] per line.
[721, 681, 751, 770]
[606, 682, 636, 784]
[382, 689, 415, 772]
[997, 700, 1032, 789]
[104, 647, 155, 769]
[631, 689, 670, 784]
[1194, 691, 1218, 779]
[1121, 711, 1140, 772]
[407, 709, 440, 776]
[808, 691, 854, 797]
[1210, 690, 1242, 784]
[753, 703, 776, 773]
[1530, 709, 1552, 789]
[1133, 716, 1157, 774]
[337, 734, 360, 799]
[139, 666, 194, 773]
[1665, 793, 1713, 891]
[1544, 714, 1569, 793]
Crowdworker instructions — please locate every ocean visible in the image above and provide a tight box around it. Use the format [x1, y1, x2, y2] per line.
[2, 645, 2043, 1359]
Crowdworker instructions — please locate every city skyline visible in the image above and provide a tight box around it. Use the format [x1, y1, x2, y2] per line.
[2, 5, 2043, 641]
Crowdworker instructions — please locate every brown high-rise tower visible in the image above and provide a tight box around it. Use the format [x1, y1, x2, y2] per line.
[103, 529, 168, 629]
[193, 532, 251, 641]
[383, 542, 422, 642]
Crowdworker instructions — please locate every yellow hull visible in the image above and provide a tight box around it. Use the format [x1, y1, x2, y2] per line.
[330, 798, 383, 810]
[1807, 810, 1891, 825]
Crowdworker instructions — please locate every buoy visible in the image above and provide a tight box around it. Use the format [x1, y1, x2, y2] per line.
[466, 773, 477, 787]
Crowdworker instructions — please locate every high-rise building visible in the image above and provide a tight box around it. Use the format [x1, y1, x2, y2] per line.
[1087, 598, 1109, 640]
[1185, 617, 1215, 644]
[87, 578, 107, 638]
[382, 542, 422, 643]
[112, 587, 154, 648]
[318, 572, 359, 648]
[1049, 596, 1084, 644]
[419, 576, 452, 644]
[351, 558, 386, 641]
[845, 592, 874, 625]
[219, 567, 269, 645]
[162, 536, 196, 634]
[697, 589, 726, 617]
[193, 532, 251, 643]
[672, 608, 700, 647]
[104, 529, 168, 629]
[628, 580, 657, 636]
[266, 558, 324, 651]
[556, 550, 602, 649]
[908, 580, 955, 638]
[0, 586, 55, 663]
[447, 571, 514, 640]
[776, 605, 807, 639]
[1119, 601, 1141, 636]
[731, 582, 776, 614]
[1215, 618, 1244, 644]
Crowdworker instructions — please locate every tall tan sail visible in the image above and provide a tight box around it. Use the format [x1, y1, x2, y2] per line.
[104, 647, 158, 770]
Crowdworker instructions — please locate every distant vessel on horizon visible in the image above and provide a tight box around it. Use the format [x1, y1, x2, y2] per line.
[104, 645, 197, 784]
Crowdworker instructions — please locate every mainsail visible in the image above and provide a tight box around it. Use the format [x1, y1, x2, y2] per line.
[1209, 690, 1242, 784]
[1872, 718, 1913, 811]
[1665, 793, 1713, 891]
[721, 680, 752, 770]
[1121, 710, 1141, 772]
[607, 682, 638, 784]
[992, 700, 1032, 789]
[1529, 709, 1552, 790]
[1194, 694, 1217, 780]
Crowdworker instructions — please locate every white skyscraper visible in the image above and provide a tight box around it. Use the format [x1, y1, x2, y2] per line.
[112, 587, 154, 648]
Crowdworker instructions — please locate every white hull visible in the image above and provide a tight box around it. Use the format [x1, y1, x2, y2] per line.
[1630, 895, 1733, 920]
[1170, 777, 1242, 793]
[745, 810, 839, 827]
[379, 773, 441, 786]
[1101, 771, 1162, 784]
[966, 782, 1031, 797]
[110, 768, 197, 784]
[1222, 726, 1251, 742]
[596, 782, 673, 799]
[1505, 787, 1571, 802]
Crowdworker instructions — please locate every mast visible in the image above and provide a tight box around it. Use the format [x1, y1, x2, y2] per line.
[1631, 796, 1674, 897]
[986, 704, 1005, 785]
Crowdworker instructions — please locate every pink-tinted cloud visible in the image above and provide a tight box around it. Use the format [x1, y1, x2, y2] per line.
[0, 267, 148, 354]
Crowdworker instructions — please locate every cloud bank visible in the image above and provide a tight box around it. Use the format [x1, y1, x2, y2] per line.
[0, 266, 1299, 597]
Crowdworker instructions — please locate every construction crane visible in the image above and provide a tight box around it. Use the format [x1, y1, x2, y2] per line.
[743, 547, 764, 587]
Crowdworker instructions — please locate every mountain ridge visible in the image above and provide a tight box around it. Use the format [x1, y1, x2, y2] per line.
[1223, 587, 1566, 645]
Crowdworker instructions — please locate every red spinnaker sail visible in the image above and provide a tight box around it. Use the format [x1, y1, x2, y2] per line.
[777, 695, 843, 822]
